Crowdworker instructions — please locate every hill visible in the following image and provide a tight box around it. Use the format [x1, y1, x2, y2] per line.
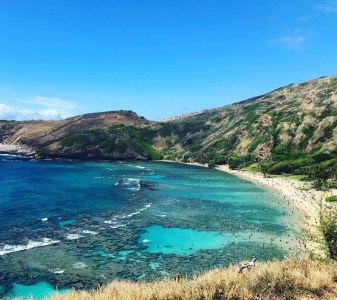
[1, 75, 337, 174]
[156, 75, 337, 173]
[0, 110, 155, 160]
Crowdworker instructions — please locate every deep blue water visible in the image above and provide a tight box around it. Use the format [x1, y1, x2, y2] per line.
[0, 155, 301, 299]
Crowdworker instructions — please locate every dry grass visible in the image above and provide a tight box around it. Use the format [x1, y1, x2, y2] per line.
[50, 258, 337, 300]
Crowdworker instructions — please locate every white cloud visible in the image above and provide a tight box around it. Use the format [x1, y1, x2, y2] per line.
[20, 96, 78, 111]
[317, 1, 337, 13]
[0, 96, 79, 121]
[274, 35, 307, 49]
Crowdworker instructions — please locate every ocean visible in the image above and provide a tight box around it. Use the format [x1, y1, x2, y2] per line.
[0, 155, 301, 299]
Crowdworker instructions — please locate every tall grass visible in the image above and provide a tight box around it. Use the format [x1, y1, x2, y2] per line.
[50, 258, 337, 300]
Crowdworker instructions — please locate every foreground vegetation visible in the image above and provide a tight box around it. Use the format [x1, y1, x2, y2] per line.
[320, 205, 337, 260]
[50, 258, 337, 300]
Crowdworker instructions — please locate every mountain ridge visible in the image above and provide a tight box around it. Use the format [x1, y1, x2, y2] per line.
[1, 74, 337, 173]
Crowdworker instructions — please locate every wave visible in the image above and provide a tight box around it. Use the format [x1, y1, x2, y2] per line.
[110, 224, 127, 229]
[65, 229, 98, 240]
[115, 178, 141, 191]
[65, 233, 83, 240]
[123, 204, 151, 218]
[0, 204, 151, 256]
[0, 238, 60, 256]
[82, 230, 98, 235]
[104, 204, 151, 225]
[73, 262, 86, 269]
[49, 268, 66, 274]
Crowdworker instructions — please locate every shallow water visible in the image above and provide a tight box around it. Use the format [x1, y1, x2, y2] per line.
[0, 156, 302, 299]
[139, 225, 234, 255]
[6, 282, 69, 300]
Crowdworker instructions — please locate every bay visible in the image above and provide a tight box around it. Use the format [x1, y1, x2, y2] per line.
[0, 155, 301, 299]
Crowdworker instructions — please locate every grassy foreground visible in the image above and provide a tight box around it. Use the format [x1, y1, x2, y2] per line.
[50, 258, 337, 300]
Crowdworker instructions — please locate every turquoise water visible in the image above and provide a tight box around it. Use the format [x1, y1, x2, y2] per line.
[7, 282, 69, 300]
[59, 219, 77, 226]
[139, 225, 233, 255]
[0, 157, 301, 299]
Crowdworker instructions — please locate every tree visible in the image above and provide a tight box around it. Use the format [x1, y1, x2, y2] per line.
[260, 160, 273, 178]
[305, 165, 334, 191]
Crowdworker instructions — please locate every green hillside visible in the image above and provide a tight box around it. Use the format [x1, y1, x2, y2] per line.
[1, 75, 337, 176]
[156, 75, 337, 174]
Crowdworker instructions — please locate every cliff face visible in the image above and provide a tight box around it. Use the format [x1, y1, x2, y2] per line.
[1, 75, 337, 168]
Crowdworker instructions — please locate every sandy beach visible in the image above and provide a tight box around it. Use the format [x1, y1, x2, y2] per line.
[216, 165, 324, 227]
[177, 161, 331, 226]
[169, 160, 337, 254]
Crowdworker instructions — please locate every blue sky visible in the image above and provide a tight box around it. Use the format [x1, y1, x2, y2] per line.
[0, 0, 337, 121]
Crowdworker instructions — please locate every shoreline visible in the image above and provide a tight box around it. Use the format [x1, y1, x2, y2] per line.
[216, 165, 322, 227]
[164, 160, 336, 254]
[171, 161, 324, 226]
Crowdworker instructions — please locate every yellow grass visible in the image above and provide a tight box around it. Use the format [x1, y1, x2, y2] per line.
[49, 258, 337, 300]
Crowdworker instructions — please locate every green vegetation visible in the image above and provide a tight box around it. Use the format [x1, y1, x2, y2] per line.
[58, 125, 162, 159]
[320, 209, 337, 260]
[228, 154, 256, 170]
[116, 140, 127, 154]
[303, 165, 336, 190]
[99, 140, 116, 153]
[247, 135, 270, 152]
[204, 152, 228, 168]
[320, 109, 337, 119]
[159, 117, 210, 138]
[328, 77, 337, 87]
[149, 76, 337, 177]
[59, 131, 104, 150]
[301, 125, 315, 148]
[321, 121, 337, 141]
[107, 124, 155, 141]
[260, 160, 272, 177]
[326, 196, 337, 203]
[107, 125, 162, 159]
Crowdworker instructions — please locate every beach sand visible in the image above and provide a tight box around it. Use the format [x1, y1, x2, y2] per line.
[216, 165, 322, 227]
[169, 160, 336, 255]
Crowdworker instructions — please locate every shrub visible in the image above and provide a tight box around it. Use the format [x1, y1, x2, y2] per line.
[326, 196, 337, 203]
[247, 139, 260, 152]
[99, 140, 116, 153]
[320, 109, 337, 120]
[228, 154, 256, 170]
[116, 140, 127, 154]
[328, 77, 337, 87]
[203, 152, 227, 167]
[320, 209, 337, 259]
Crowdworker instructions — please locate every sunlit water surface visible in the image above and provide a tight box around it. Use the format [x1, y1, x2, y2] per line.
[0, 156, 302, 299]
